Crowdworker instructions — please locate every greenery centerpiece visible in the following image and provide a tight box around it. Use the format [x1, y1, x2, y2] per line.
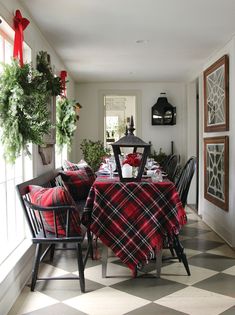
[80, 139, 110, 172]
[0, 59, 51, 163]
[150, 148, 167, 165]
[56, 96, 77, 151]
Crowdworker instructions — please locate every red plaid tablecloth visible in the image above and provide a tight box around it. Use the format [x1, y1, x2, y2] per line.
[82, 177, 186, 274]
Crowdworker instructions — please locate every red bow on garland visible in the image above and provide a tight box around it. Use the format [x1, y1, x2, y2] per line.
[13, 9, 30, 67]
[60, 70, 67, 97]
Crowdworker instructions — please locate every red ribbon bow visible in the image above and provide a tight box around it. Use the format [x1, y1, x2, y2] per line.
[13, 9, 30, 67]
[60, 70, 67, 97]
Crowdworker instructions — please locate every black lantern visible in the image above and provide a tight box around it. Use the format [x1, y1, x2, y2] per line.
[111, 116, 151, 182]
[152, 92, 176, 125]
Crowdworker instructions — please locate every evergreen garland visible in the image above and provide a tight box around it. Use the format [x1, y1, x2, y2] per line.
[0, 60, 51, 163]
[56, 96, 77, 151]
[36, 51, 61, 96]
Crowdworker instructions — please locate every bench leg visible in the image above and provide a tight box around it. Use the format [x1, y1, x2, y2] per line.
[31, 244, 42, 291]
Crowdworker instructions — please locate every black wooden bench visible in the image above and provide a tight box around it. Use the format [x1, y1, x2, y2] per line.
[16, 168, 93, 292]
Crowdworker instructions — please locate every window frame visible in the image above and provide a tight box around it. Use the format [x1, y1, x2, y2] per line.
[0, 26, 33, 265]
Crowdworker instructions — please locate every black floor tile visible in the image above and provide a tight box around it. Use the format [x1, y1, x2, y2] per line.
[111, 276, 186, 301]
[181, 238, 223, 251]
[35, 278, 104, 301]
[22, 303, 87, 315]
[193, 273, 235, 298]
[220, 305, 235, 314]
[179, 226, 209, 237]
[124, 302, 188, 315]
[188, 253, 235, 272]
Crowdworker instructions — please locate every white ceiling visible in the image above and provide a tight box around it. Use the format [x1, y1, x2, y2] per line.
[20, 0, 235, 83]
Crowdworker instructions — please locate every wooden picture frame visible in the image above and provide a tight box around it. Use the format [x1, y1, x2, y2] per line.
[203, 55, 229, 132]
[204, 136, 229, 211]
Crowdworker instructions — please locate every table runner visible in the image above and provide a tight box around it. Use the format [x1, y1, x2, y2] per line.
[82, 178, 186, 273]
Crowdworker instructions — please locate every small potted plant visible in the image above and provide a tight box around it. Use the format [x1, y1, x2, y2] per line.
[80, 139, 110, 172]
[150, 148, 167, 166]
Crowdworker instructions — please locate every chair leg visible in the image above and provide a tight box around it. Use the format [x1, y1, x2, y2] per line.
[77, 243, 85, 293]
[101, 244, 108, 278]
[155, 248, 162, 278]
[31, 244, 42, 291]
[169, 245, 176, 258]
[49, 244, 55, 262]
[173, 235, 191, 276]
[85, 229, 94, 262]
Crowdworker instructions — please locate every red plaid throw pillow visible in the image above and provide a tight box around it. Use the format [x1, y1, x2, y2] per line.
[63, 160, 80, 171]
[60, 168, 95, 201]
[28, 185, 81, 236]
[63, 160, 96, 182]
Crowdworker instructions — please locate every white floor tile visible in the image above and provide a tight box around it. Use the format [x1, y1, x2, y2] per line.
[184, 248, 202, 258]
[207, 244, 235, 258]
[222, 265, 235, 275]
[38, 262, 70, 278]
[155, 286, 235, 315]
[7, 287, 58, 315]
[157, 262, 218, 285]
[64, 286, 150, 315]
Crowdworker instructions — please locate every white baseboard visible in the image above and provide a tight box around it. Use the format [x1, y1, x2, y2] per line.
[0, 240, 34, 315]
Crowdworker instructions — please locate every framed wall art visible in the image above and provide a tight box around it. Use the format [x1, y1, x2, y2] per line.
[204, 136, 229, 211]
[203, 55, 229, 132]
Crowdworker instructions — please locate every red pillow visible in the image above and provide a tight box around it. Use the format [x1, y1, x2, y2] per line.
[60, 168, 95, 201]
[63, 160, 80, 171]
[63, 160, 96, 182]
[28, 185, 81, 236]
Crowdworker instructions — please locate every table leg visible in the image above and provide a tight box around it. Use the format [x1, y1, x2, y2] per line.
[102, 244, 108, 278]
[155, 248, 162, 278]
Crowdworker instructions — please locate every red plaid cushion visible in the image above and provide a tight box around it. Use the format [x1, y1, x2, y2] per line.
[63, 160, 96, 182]
[63, 160, 80, 171]
[28, 185, 81, 236]
[60, 169, 94, 201]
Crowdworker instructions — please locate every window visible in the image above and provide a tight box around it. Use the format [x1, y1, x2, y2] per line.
[0, 29, 32, 264]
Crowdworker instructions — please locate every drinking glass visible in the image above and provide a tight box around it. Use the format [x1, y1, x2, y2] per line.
[108, 157, 116, 178]
[146, 158, 154, 170]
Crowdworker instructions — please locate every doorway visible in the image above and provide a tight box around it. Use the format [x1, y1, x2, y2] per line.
[103, 94, 137, 151]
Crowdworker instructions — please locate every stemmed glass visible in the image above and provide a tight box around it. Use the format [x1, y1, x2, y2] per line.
[146, 158, 154, 171]
[107, 157, 116, 178]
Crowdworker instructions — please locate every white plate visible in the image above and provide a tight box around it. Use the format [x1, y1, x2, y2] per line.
[142, 174, 152, 178]
[99, 170, 110, 175]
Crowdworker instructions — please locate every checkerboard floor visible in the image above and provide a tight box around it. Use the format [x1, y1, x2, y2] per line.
[8, 208, 235, 315]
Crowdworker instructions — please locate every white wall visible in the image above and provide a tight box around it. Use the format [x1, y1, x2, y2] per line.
[74, 82, 188, 164]
[199, 37, 235, 246]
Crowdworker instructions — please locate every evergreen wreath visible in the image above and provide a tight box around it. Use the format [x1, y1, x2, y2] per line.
[0, 59, 51, 163]
[36, 51, 61, 96]
[56, 96, 77, 151]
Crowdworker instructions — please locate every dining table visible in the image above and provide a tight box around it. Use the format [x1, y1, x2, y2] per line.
[82, 175, 187, 276]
